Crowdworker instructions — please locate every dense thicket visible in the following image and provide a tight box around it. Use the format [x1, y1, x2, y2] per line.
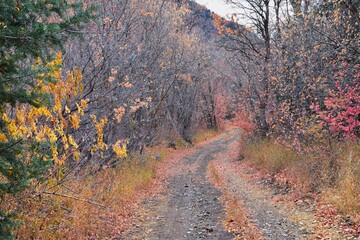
[218, 0, 359, 223]
[1, 0, 358, 237]
[61, 0, 230, 168]
[220, 0, 359, 147]
[0, 1, 95, 237]
[0, 0, 229, 237]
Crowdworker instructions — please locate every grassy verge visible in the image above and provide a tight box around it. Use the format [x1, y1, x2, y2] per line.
[8, 129, 226, 239]
[242, 138, 360, 226]
[323, 143, 360, 215]
[9, 150, 172, 239]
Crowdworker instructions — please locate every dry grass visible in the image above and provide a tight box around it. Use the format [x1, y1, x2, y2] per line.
[324, 143, 360, 215]
[224, 195, 265, 240]
[208, 162, 264, 239]
[208, 162, 222, 188]
[242, 139, 298, 173]
[9, 130, 227, 239]
[11, 152, 169, 239]
[193, 129, 220, 143]
[242, 138, 360, 219]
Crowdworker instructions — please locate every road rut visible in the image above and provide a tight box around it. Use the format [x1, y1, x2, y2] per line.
[125, 129, 305, 240]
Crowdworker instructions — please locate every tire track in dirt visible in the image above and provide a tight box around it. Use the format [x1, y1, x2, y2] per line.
[125, 128, 306, 240]
[210, 129, 307, 240]
[126, 130, 238, 240]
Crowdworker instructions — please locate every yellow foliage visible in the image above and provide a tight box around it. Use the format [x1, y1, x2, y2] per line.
[45, 126, 57, 143]
[50, 146, 59, 163]
[73, 150, 80, 161]
[91, 115, 108, 150]
[64, 105, 71, 114]
[69, 113, 81, 129]
[80, 99, 88, 109]
[0, 133, 7, 142]
[7, 120, 19, 138]
[15, 109, 25, 125]
[1, 113, 20, 138]
[2, 52, 126, 178]
[68, 135, 78, 149]
[1, 113, 8, 122]
[55, 124, 65, 137]
[62, 136, 69, 150]
[1, 51, 129, 239]
[29, 106, 52, 120]
[112, 140, 127, 158]
[1, 53, 90, 167]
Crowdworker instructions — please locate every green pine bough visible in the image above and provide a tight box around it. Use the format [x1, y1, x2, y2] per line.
[0, 1, 97, 238]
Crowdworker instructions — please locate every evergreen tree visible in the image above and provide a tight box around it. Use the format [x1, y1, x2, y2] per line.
[0, 0, 96, 237]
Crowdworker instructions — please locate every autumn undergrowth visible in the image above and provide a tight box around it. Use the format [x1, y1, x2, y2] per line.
[4, 129, 225, 239]
[242, 138, 360, 217]
[10, 151, 169, 239]
[324, 143, 360, 215]
[243, 138, 298, 173]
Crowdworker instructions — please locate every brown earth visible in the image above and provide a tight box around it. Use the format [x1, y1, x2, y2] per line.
[122, 128, 313, 240]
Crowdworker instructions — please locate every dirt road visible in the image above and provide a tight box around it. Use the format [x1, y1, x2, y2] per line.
[125, 129, 305, 240]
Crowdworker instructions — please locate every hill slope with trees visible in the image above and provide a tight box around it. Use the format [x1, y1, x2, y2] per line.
[0, 0, 359, 238]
